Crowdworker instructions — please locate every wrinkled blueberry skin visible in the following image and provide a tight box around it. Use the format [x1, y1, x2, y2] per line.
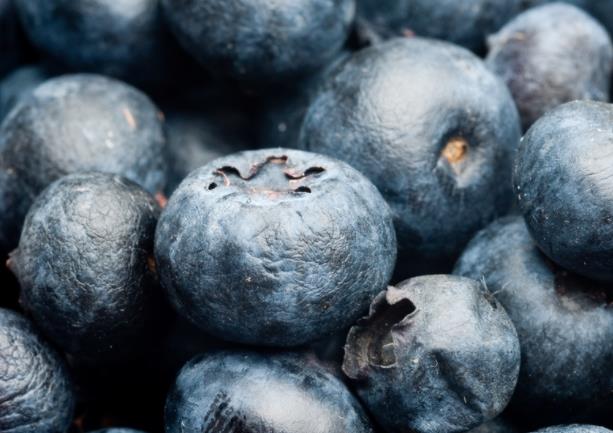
[533, 426, 613, 433]
[156, 148, 397, 347]
[299, 38, 521, 274]
[14, 0, 193, 86]
[9, 172, 164, 364]
[514, 101, 613, 282]
[454, 217, 613, 425]
[0, 308, 75, 433]
[0, 74, 168, 257]
[342, 275, 520, 433]
[165, 351, 375, 433]
[161, 0, 355, 83]
[0, 65, 50, 121]
[486, 3, 613, 131]
[356, 0, 521, 52]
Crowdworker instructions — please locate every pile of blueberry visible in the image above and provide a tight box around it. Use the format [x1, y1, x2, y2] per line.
[0, 0, 612, 432]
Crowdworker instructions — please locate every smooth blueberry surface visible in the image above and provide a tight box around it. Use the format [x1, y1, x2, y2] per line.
[0, 64, 50, 121]
[486, 3, 613, 131]
[161, 0, 355, 83]
[0, 73, 168, 258]
[14, 0, 193, 86]
[165, 351, 375, 433]
[0, 308, 75, 433]
[521, 1, 613, 37]
[454, 217, 613, 425]
[155, 148, 396, 347]
[9, 172, 164, 364]
[514, 101, 613, 282]
[342, 275, 521, 433]
[299, 37, 521, 275]
[356, 0, 522, 52]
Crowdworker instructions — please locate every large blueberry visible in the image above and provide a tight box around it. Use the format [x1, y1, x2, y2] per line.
[0, 308, 75, 433]
[161, 0, 355, 83]
[514, 101, 613, 281]
[9, 172, 164, 364]
[342, 275, 520, 433]
[454, 217, 613, 425]
[165, 351, 375, 433]
[14, 0, 194, 86]
[356, 0, 521, 52]
[299, 37, 521, 275]
[155, 148, 396, 347]
[0, 74, 168, 258]
[486, 3, 613, 131]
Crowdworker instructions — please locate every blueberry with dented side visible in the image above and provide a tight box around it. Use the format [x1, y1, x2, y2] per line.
[165, 351, 375, 433]
[299, 37, 521, 275]
[514, 101, 613, 282]
[0, 74, 168, 258]
[0, 308, 75, 433]
[454, 217, 613, 425]
[342, 275, 521, 433]
[356, 0, 522, 52]
[9, 172, 164, 364]
[161, 0, 355, 83]
[155, 148, 397, 347]
[486, 3, 613, 131]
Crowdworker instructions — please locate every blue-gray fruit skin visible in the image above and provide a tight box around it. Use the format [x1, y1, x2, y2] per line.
[14, 0, 193, 86]
[0, 308, 75, 433]
[161, 0, 355, 83]
[0, 65, 50, 121]
[299, 37, 521, 275]
[533, 426, 613, 433]
[521, 1, 613, 38]
[514, 101, 613, 282]
[342, 275, 521, 433]
[468, 419, 517, 433]
[8, 172, 164, 365]
[155, 148, 397, 347]
[486, 3, 613, 131]
[356, 0, 521, 52]
[90, 429, 148, 433]
[453, 217, 613, 425]
[165, 351, 375, 433]
[0, 74, 168, 258]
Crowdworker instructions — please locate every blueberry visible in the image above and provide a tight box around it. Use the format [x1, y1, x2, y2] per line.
[89, 429, 148, 433]
[0, 74, 168, 258]
[342, 275, 521, 433]
[299, 37, 521, 275]
[14, 0, 195, 86]
[468, 419, 517, 433]
[155, 148, 396, 346]
[486, 3, 613, 131]
[0, 308, 75, 433]
[454, 217, 613, 425]
[356, 0, 522, 52]
[165, 351, 375, 433]
[8, 172, 164, 364]
[161, 0, 355, 83]
[532, 426, 613, 433]
[514, 101, 613, 282]
[0, 65, 50, 121]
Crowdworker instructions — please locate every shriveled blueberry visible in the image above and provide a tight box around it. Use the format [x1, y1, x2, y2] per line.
[165, 351, 375, 433]
[486, 3, 613, 131]
[454, 217, 613, 425]
[0, 308, 75, 433]
[161, 0, 355, 83]
[356, 0, 521, 52]
[299, 38, 521, 275]
[342, 275, 520, 433]
[514, 101, 613, 282]
[9, 172, 164, 364]
[155, 148, 396, 347]
[14, 0, 194, 86]
[0, 65, 50, 121]
[0, 74, 168, 257]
